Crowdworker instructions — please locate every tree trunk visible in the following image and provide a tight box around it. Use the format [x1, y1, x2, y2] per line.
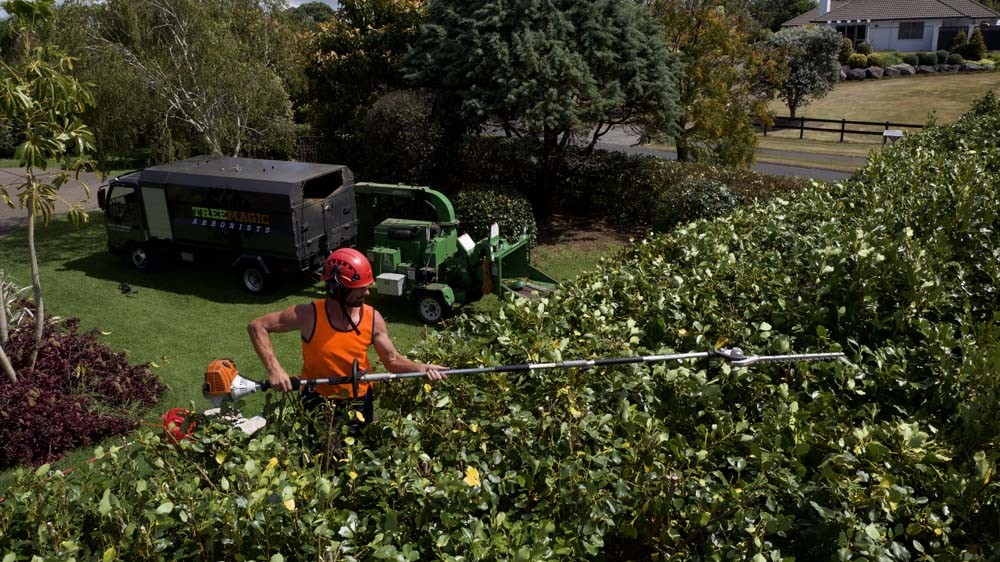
[675, 131, 692, 162]
[537, 128, 562, 219]
[0, 343, 15, 384]
[0, 271, 8, 344]
[27, 196, 44, 372]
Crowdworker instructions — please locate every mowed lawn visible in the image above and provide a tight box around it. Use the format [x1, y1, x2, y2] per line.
[769, 71, 1000, 124]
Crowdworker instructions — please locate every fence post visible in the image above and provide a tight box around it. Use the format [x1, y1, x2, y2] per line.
[840, 119, 846, 143]
[800, 116, 805, 139]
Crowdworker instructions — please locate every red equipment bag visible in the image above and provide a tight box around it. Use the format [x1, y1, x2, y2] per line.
[162, 407, 196, 444]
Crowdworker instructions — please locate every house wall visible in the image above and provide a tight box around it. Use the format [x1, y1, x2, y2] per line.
[865, 18, 944, 51]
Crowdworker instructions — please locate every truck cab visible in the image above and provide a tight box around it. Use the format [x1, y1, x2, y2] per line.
[98, 172, 152, 268]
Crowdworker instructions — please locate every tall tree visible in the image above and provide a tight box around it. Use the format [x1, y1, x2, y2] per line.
[58, 0, 300, 163]
[288, 1, 336, 25]
[0, 0, 96, 379]
[649, 0, 785, 165]
[405, 0, 680, 204]
[767, 25, 841, 118]
[750, 0, 816, 32]
[305, 0, 426, 134]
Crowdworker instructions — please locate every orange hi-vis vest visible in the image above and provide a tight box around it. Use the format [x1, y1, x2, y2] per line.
[301, 300, 373, 398]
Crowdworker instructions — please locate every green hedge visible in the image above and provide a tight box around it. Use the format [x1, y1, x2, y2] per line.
[453, 186, 539, 248]
[562, 149, 810, 228]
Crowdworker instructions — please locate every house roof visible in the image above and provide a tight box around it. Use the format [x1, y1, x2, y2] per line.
[782, 0, 1000, 26]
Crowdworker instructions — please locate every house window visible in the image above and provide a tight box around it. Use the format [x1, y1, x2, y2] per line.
[898, 21, 925, 40]
[836, 24, 867, 46]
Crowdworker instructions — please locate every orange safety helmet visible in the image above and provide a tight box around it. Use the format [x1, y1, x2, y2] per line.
[322, 248, 374, 289]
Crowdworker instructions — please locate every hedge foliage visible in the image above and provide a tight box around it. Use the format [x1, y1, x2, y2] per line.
[562, 148, 809, 228]
[453, 186, 539, 248]
[7, 95, 999, 562]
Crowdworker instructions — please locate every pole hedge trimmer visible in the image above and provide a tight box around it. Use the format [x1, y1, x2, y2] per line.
[202, 348, 846, 406]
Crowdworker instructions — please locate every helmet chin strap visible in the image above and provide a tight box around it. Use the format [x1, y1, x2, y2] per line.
[327, 281, 362, 335]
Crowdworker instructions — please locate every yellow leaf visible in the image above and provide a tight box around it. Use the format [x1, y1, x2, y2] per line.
[715, 337, 729, 349]
[678, 328, 688, 336]
[934, 528, 943, 536]
[352, 410, 366, 423]
[463, 466, 481, 487]
[215, 452, 226, 465]
[283, 498, 296, 511]
[470, 423, 479, 433]
[423, 383, 432, 393]
[349, 471, 358, 480]
[99, 330, 112, 336]
[569, 407, 583, 419]
[267, 457, 279, 470]
[150, 362, 161, 368]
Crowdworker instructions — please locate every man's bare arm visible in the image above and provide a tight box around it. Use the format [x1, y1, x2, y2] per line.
[247, 304, 309, 392]
[371, 310, 447, 381]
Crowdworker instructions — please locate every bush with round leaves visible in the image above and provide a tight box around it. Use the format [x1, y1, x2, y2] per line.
[936, 49, 950, 63]
[453, 186, 538, 248]
[866, 53, 882, 67]
[848, 53, 869, 69]
[948, 53, 965, 65]
[838, 37, 854, 65]
[902, 53, 919, 65]
[652, 178, 742, 232]
[918, 51, 938, 65]
[361, 89, 444, 184]
[855, 41, 873, 55]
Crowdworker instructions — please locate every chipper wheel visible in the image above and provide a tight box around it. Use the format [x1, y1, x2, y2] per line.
[416, 293, 450, 324]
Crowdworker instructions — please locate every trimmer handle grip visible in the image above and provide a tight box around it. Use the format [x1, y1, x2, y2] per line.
[260, 377, 303, 392]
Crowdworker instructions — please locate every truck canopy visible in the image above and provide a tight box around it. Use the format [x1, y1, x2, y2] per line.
[139, 156, 353, 200]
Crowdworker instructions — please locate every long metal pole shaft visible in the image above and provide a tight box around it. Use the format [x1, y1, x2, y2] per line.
[298, 349, 846, 387]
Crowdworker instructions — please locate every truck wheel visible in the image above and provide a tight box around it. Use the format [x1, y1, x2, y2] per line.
[416, 293, 449, 324]
[241, 264, 271, 294]
[129, 245, 154, 271]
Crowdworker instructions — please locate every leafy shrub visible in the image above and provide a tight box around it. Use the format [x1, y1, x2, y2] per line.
[918, 51, 938, 65]
[902, 53, 919, 65]
[0, 314, 166, 468]
[855, 40, 873, 55]
[948, 53, 965, 65]
[361, 89, 444, 184]
[936, 49, 950, 63]
[964, 27, 987, 61]
[652, 178, 742, 232]
[865, 53, 882, 67]
[847, 53, 868, 69]
[453, 186, 538, 247]
[951, 30, 968, 52]
[561, 148, 809, 226]
[875, 50, 903, 66]
[838, 37, 854, 65]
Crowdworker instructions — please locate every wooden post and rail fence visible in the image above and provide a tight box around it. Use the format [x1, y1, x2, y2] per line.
[761, 116, 925, 144]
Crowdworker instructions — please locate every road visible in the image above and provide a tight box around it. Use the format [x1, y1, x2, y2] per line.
[595, 127, 857, 183]
[0, 169, 108, 236]
[0, 138, 858, 236]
